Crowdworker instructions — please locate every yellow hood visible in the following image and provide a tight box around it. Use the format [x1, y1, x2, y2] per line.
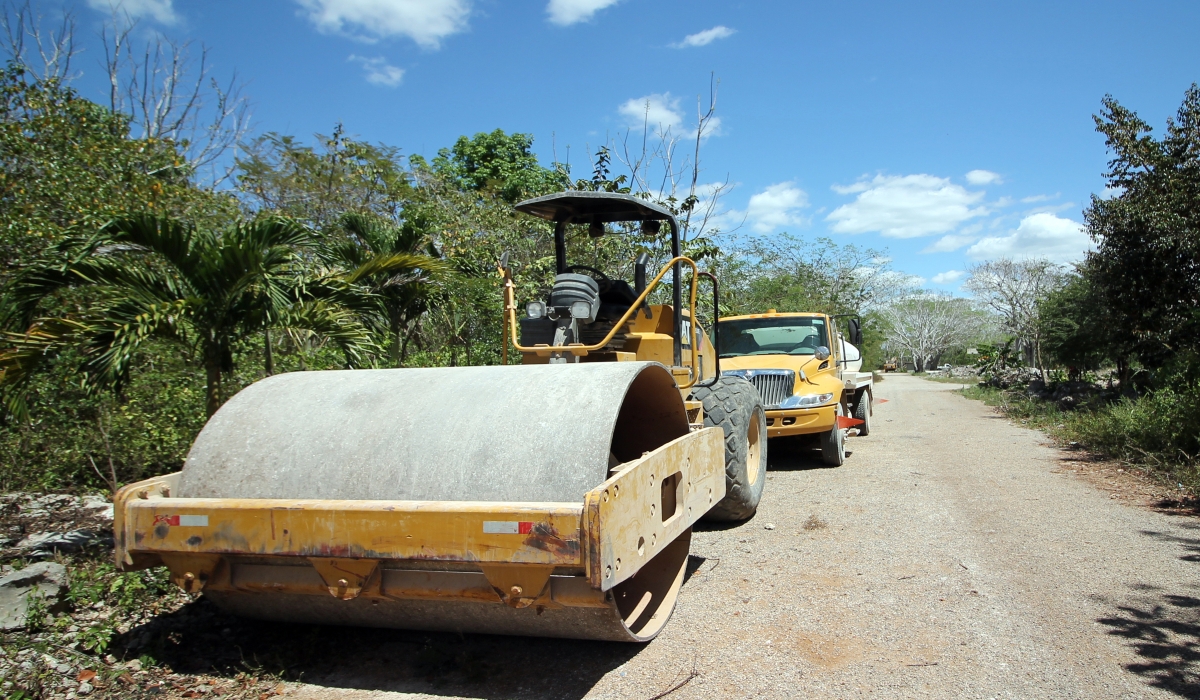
[719, 353, 842, 396]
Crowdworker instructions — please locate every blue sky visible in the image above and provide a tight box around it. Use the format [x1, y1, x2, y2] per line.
[54, 0, 1200, 290]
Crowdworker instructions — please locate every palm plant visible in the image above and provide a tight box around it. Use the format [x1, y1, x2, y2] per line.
[322, 212, 450, 367]
[6, 213, 374, 416]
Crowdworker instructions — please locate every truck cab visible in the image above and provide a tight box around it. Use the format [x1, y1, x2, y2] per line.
[715, 310, 873, 465]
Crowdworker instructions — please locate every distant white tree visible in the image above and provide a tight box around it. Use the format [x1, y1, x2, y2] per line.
[963, 258, 1065, 378]
[882, 294, 988, 371]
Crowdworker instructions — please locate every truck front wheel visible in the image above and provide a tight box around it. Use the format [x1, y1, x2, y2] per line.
[854, 392, 871, 436]
[820, 404, 846, 466]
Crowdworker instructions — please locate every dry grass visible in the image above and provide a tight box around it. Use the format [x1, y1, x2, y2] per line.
[803, 514, 828, 531]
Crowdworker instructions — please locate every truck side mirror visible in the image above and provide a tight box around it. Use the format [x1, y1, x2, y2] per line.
[815, 346, 831, 361]
[635, 253, 649, 295]
[848, 318, 862, 346]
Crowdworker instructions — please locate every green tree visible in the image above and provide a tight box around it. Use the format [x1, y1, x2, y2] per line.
[1085, 84, 1200, 368]
[321, 212, 451, 366]
[8, 214, 374, 416]
[1039, 267, 1124, 379]
[0, 63, 234, 283]
[424, 129, 566, 203]
[237, 124, 412, 230]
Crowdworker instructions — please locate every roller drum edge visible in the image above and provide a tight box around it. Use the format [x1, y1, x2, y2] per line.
[203, 530, 691, 643]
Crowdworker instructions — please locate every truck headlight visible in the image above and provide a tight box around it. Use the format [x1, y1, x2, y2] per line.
[778, 392, 834, 409]
[526, 301, 546, 319]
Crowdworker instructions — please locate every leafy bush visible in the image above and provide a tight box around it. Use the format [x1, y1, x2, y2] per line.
[1070, 385, 1200, 468]
[963, 378, 1200, 488]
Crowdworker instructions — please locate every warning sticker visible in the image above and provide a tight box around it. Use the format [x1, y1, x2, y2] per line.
[483, 521, 533, 534]
[152, 515, 209, 527]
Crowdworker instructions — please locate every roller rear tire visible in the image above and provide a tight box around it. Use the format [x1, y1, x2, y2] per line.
[690, 376, 768, 521]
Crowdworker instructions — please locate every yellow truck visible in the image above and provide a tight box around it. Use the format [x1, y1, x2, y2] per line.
[715, 310, 873, 466]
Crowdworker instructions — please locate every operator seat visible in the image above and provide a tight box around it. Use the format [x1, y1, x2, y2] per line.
[596, 280, 639, 321]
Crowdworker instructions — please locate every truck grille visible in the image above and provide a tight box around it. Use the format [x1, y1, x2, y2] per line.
[722, 369, 796, 409]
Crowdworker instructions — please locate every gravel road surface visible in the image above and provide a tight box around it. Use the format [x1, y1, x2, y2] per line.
[282, 375, 1200, 699]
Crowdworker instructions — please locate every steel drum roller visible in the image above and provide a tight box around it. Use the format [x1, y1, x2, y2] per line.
[178, 362, 695, 641]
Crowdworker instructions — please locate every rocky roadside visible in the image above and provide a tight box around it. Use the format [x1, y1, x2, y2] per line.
[0, 494, 286, 700]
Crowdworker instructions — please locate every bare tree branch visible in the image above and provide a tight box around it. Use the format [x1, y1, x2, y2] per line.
[0, 0, 78, 83]
[101, 12, 251, 187]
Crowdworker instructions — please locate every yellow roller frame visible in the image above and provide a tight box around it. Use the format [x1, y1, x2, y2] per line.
[114, 427, 725, 607]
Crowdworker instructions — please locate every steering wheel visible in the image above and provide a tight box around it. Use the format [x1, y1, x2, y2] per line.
[564, 264, 612, 293]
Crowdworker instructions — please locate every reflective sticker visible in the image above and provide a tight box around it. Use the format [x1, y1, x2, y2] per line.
[483, 521, 533, 534]
[153, 514, 208, 527]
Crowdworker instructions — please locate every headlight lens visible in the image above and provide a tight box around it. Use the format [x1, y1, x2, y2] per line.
[778, 392, 834, 409]
[526, 301, 546, 319]
[569, 300, 592, 319]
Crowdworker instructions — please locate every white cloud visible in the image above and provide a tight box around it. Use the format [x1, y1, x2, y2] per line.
[546, 0, 621, 25]
[671, 25, 735, 48]
[1021, 193, 1058, 203]
[826, 174, 988, 238]
[1025, 201, 1076, 215]
[923, 233, 978, 253]
[86, 0, 177, 23]
[617, 92, 721, 140]
[349, 55, 404, 86]
[739, 182, 810, 233]
[618, 93, 683, 133]
[965, 169, 1002, 186]
[931, 270, 965, 285]
[966, 213, 1092, 263]
[296, 0, 470, 48]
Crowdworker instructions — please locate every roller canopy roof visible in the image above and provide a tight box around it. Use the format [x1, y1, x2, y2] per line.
[515, 191, 676, 224]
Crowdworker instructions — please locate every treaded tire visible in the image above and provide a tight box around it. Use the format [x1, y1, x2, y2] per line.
[689, 376, 768, 522]
[820, 404, 846, 466]
[853, 392, 871, 437]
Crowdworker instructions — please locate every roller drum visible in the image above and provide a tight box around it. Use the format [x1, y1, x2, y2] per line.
[179, 362, 695, 641]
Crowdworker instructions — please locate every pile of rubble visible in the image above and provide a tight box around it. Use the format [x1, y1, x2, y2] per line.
[1024, 379, 1118, 411]
[0, 493, 115, 556]
[1, 492, 287, 699]
[924, 365, 980, 379]
[978, 368, 1122, 411]
[980, 367, 1044, 389]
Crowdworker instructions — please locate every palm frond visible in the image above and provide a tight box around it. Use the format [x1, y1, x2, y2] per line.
[99, 214, 205, 278]
[0, 318, 92, 423]
[339, 212, 395, 256]
[276, 300, 378, 367]
[345, 252, 453, 286]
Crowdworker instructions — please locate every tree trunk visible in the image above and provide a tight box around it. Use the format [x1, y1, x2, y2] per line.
[1034, 333, 1046, 383]
[1117, 356, 1133, 397]
[388, 315, 402, 368]
[204, 354, 223, 418]
[400, 330, 412, 366]
[264, 328, 274, 376]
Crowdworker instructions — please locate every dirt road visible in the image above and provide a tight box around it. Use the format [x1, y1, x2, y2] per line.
[283, 375, 1200, 699]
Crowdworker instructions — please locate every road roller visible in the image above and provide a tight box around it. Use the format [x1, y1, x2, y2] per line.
[112, 191, 767, 642]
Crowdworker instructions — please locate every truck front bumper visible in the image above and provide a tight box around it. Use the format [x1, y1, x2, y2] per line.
[763, 404, 837, 438]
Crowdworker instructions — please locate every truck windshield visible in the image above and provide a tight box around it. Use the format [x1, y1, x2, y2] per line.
[715, 317, 828, 358]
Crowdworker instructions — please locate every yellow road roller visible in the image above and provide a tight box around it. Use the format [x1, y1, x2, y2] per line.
[113, 191, 767, 642]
